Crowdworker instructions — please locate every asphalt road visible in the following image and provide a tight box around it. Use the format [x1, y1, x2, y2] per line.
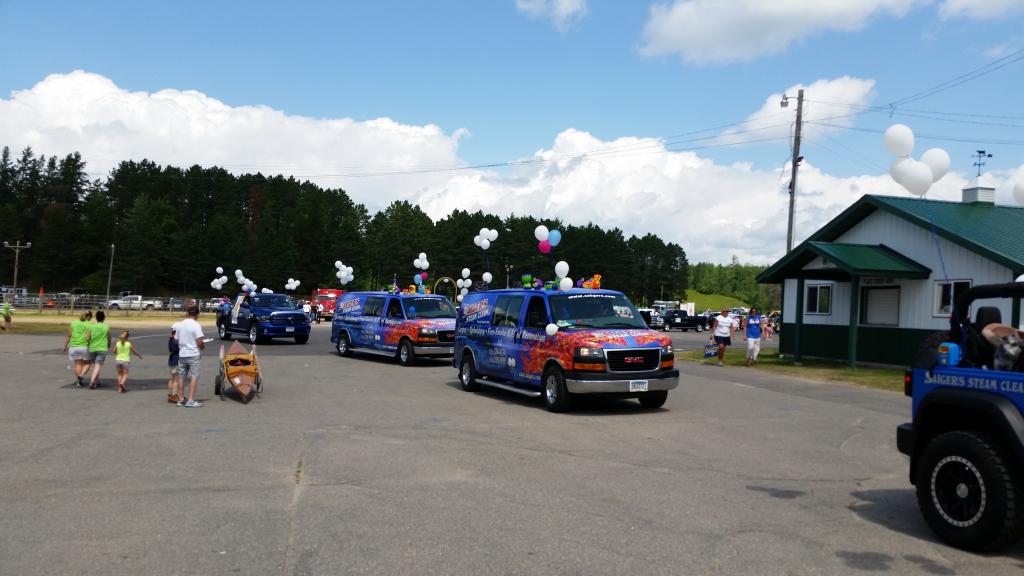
[1, 325, 1021, 575]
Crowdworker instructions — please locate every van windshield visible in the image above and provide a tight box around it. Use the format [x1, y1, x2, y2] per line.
[404, 298, 456, 319]
[251, 295, 295, 308]
[548, 293, 647, 329]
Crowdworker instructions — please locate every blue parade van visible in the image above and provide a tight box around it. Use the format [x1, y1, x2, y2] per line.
[453, 288, 679, 412]
[898, 282, 1024, 551]
[216, 292, 311, 344]
[330, 292, 457, 365]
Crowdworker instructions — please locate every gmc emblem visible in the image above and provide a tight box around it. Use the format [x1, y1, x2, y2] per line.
[624, 356, 644, 364]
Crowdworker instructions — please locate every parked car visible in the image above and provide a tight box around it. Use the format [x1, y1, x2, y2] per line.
[661, 309, 708, 332]
[454, 288, 678, 412]
[168, 298, 185, 311]
[106, 295, 164, 310]
[637, 308, 664, 329]
[217, 292, 310, 344]
[331, 292, 456, 365]
[898, 282, 1024, 551]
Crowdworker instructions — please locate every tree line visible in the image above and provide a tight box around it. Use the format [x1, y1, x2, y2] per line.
[688, 257, 780, 311]
[0, 146, 703, 305]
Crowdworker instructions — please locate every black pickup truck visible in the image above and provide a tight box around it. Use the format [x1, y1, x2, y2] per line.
[660, 309, 708, 332]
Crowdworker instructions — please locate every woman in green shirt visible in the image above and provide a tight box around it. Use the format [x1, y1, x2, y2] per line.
[62, 310, 93, 387]
[86, 311, 111, 389]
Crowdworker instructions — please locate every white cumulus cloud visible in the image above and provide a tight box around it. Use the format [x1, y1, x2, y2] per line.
[515, 0, 589, 31]
[640, 0, 920, 64]
[717, 76, 876, 145]
[939, 0, 1024, 19]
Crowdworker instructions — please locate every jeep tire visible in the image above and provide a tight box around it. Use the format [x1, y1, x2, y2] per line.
[638, 390, 668, 409]
[398, 339, 415, 366]
[459, 353, 481, 391]
[336, 332, 352, 357]
[542, 367, 573, 413]
[218, 323, 231, 341]
[915, 430, 1024, 551]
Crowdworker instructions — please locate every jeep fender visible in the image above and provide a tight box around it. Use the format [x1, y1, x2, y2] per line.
[910, 388, 1024, 482]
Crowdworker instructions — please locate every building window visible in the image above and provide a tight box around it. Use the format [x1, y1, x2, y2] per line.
[861, 286, 900, 327]
[934, 280, 971, 317]
[805, 284, 832, 315]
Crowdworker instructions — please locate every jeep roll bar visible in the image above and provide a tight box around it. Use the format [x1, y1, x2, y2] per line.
[951, 282, 1024, 341]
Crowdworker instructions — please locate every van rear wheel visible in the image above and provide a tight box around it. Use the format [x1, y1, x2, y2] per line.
[336, 332, 351, 357]
[459, 354, 480, 391]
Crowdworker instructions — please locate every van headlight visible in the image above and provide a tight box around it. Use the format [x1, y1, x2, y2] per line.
[661, 344, 673, 355]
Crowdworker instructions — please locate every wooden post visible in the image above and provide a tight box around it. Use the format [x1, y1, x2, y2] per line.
[848, 276, 860, 368]
[794, 277, 804, 364]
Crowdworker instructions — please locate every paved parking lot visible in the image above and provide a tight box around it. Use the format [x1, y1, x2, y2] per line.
[1, 325, 1021, 575]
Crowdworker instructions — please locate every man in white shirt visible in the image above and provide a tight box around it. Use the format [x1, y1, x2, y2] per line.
[710, 308, 735, 366]
[302, 301, 312, 321]
[176, 305, 206, 407]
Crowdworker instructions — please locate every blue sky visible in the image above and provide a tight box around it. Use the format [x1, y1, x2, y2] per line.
[0, 0, 1022, 262]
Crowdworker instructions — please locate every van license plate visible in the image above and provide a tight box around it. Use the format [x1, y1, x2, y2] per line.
[285, 327, 294, 333]
[629, 380, 648, 392]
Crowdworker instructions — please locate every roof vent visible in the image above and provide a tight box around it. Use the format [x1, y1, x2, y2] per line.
[962, 176, 995, 205]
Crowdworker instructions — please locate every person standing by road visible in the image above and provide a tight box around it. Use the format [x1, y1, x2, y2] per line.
[86, 310, 111, 389]
[302, 300, 312, 322]
[113, 330, 143, 393]
[1, 299, 11, 331]
[176, 305, 205, 408]
[62, 311, 92, 386]
[743, 307, 765, 366]
[167, 323, 181, 403]
[710, 308, 736, 366]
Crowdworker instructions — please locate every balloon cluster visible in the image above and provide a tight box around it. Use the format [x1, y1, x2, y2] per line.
[210, 266, 229, 291]
[260, 288, 274, 293]
[235, 269, 259, 293]
[534, 225, 562, 254]
[413, 252, 430, 271]
[554, 260, 572, 291]
[884, 124, 950, 197]
[473, 228, 498, 251]
[455, 268, 472, 302]
[334, 261, 354, 285]
[285, 278, 301, 291]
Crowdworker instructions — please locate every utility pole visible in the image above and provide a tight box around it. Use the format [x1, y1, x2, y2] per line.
[3, 241, 31, 303]
[105, 243, 115, 305]
[782, 88, 804, 253]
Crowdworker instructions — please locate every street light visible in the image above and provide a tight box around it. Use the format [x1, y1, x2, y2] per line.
[105, 243, 115, 307]
[3, 241, 31, 303]
[504, 257, 514, 289]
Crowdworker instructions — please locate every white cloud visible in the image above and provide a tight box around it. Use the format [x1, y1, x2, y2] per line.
[0, 71, 465, 208]
[1, 71, 996, 265]
[639, 0, 919, 64]
[939, 0, 1024, 19]
[717, 76, 876, 145]
[515, 0, 588, 31]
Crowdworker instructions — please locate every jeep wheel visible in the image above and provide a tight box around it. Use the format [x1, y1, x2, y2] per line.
[542, 367, 573, 413]
[638, 390, 668, 409]
[916, 430, 1024, 551]
[336, 333, 352, 357]
[218, 323, 230, 341]
[249, 326, 261, 344]
[398, 339, 415, 366]
[459, 354, 480, 391]
[294, 335, 309, 344]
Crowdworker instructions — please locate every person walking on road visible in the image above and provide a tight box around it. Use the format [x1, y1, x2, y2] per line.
[113, 330, 143, 393]
[167, 323, 181, 403]
[86, 310, 111, 389]
[743, 307, 765, 366]
[63, 311, 93, 386]
[710, 308, 736, 366]
[176, 305, 205, 407]
[1, 299, 11, 331]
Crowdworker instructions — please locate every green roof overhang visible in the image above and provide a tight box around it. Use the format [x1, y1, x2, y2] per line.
[756, 242, 931, 283]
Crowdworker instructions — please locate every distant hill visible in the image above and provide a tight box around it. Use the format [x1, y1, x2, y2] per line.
[687, 290, 748, 312]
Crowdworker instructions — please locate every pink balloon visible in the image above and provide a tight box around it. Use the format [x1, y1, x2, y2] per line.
[538, 240, 551, 254]
[420, 272, 428, 281]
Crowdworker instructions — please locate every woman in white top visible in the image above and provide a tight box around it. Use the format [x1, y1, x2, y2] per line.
[710, 308, 735, 366]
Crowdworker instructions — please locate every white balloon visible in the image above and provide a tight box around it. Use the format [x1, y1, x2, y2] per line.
[545, 323, 558, 337]
[419, 252, 427, 260]
[480, 239, 490, 250]
[462, 268, 471, 279]
[460, 287, 469, 296]
[456, 279, 465, 288]
[889, 157, 910, 185]
[215, 266, 223, 274]
[1015, 179, 1024, 206]
[294, 280, 300, 287]
[482, 272, 493, 283]
[211, 281, 218, 288]
[921, 148, 951, 183]
[334, 260, 342, 269]
[413, 259, 421, 269]
[479, 228, 488, 239]
[884, 124, 915, 157]
[234, 269, 243, 277]
[473, 235, 482, 246]
[457, 294, 464, 302]
[336, 271, 344, 279]
[237, 277, 245, 285]
[554, 260, 569, 279]
[487, 228, 498, 242]
[900, 160, 933, 197]
[422, 260, 429, 270]
[534, 225, 549, 242]
[559, 277, 573, 291]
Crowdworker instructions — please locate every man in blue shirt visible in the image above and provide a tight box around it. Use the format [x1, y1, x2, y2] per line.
[743, 307, 765, 366]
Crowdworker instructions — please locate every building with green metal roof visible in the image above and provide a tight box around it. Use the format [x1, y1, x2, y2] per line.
[757, 179, 1024, 367]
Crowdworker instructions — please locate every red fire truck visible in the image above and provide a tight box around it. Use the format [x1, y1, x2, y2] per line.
[311, 288, 344, 323]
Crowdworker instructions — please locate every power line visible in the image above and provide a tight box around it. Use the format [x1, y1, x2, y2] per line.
[887, 48, 1024, 108]
[807, 121, 1024, 146]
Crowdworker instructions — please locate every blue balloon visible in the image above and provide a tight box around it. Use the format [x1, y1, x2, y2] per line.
[414, 275, 422, 285]
[548, 229, 562, 247]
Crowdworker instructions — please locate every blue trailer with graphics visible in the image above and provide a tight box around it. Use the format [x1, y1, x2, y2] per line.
[330, 291, 456, 366]
[898, 282, 1024, 551]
